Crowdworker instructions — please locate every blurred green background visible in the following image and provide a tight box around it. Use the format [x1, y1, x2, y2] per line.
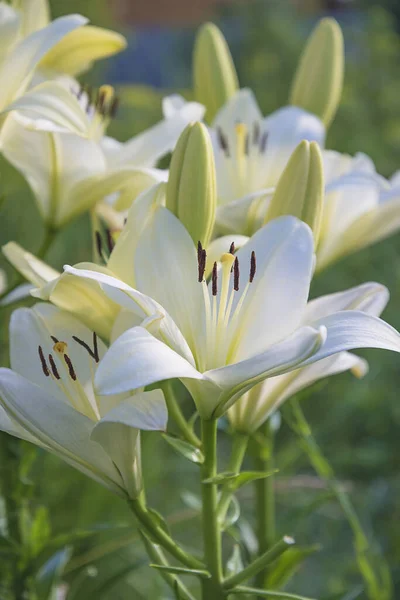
[1, 1, 400, 598]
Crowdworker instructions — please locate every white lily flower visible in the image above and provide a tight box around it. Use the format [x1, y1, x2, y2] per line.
[0, 303, 168, 497]
[228, 281, 388, 433]
[209, 89, 325, 235]
[0, 1, 126, 134]
[57, 210, 400, 420]
[316, 150, 400, 271]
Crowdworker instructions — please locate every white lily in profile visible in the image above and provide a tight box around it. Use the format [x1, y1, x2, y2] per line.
[0, 303, 167, 497]
[228, 282, 388, 433]
[0, 90, 204, 227]
[209, 88, 325, 235]
[58, 209, 400, 420]
[315, 151, 400, 271]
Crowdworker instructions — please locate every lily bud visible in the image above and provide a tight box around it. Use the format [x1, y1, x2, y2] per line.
[289, 18, 344, 127]
[166, 122, 216, 248]
[264, 140, 324, 247]
[193, 22, 239, 123]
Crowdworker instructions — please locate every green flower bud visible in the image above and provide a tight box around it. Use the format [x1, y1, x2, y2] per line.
[264, 140, 324, 247]
[289, 18, 344, 127]
[166, 122, 216, 248]
[193, 22, 239, 123]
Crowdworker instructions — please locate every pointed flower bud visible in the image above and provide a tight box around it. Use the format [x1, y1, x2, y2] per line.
[289, 18, 344, 127]
[264, 140, 324, 247]
[193, 22, 239, 123]
[166, 122, 216, 248]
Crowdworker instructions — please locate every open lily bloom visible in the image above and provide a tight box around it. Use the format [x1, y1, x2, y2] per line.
[209, 89, 325, 235]
[228, 281, 388, 433]
[0, 90, 203, 227]
[316, 151, 400, 271]
[56, 209, 400, 420]
[0, 303, 168, 497]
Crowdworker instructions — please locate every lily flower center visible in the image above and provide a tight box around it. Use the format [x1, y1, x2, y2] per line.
[197, 241, 256, 371]
[37, 332, 101, 421]
[71, 83, 119, 142]
[216, 121, 268, 198]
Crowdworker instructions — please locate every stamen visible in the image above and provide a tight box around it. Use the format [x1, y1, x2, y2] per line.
[234, 257, 240, 291]
[64, 354, 77, 381]
[53, 341, 68, 354]
[72, 334, 100, 363]
[51, 335, 59, 344]
[48, 354, 60, 380]
[260, 131, 268, 153]
[110, 97, 119, 118]
[229, 241, 235, 255]
[253, 122, 260, 145]
[38, 346, 49, 377]
[105, 228, 114, 253]
[235, 123, 248, 155]
[96, 89, 106, 113]
[95, 231, 103, 257]
[244, 132, 249, 156]
[197, 242, 206, 282]
[250, 251, 256, 283]
[217, 127, 230, 157]
[212, 262, 218, 296]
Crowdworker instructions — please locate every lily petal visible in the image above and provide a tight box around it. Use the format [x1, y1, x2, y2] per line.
[0, 368, 124, 494]
[17, 0, 49, 37]
[38, 26, 127, 76]
[3, 241, 60, 288]
[0, 14, 87, 110]
[215, 189, 273, 236]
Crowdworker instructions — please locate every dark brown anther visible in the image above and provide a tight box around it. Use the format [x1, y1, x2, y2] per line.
[110, 96, 119, 118]
[253, 122, 260, 145]
[95, 231, 103, 257]
[229, 241, 235, 255]
[105, 228, 114, 253]
[97, 90, 106, 113]
[50, 335, 59, 344]
[244, 133, 249, 156]
[197, 240, 203, 263]
[38, 346, 49, 377]
[197, 242, 206, 282]
[64, 354, 77, 381]
[233, 257, 240, 291]
[260, 131, 268, 153]
[249, 251, 256, 283]
[72, 334, 99, 363]
[217, 127, 230, 157]
[48, 354, 60, 380]
[212, 262, 218, 296]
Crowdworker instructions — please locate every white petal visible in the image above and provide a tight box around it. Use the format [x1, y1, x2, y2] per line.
[0, 4, 20, 60]
[261, 105, 325, 187]
[107, 182, 166, 286]
[134, 206, 206, 357]
[304, 282, 389, 322]
[0, 404, 43, 445]
[0, 368, 124, 494]
[0, 283, 34, 307]
[226, 216, 314, 361]
[95, 389, 167, 432]
[215, 189, 273, 235]
[108, 100, 205, 169]
[2, 241, 60, 287]
[17, 0, 49, 36]
[0, 14, 87, 110]
[206, 325, 326, 418]
[1, 81, 89, 135]
[63, 265, 195, 364]
[213, 88, 262, 131]
[94, 326, 204, 396]
[306, 310, 400, 364]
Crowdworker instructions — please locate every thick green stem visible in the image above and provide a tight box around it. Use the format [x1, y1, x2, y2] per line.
[162, 381, 201, 447]
[129, 494, 204, 570]
[254, 420, 276, 590]
[218, 432, 249, 522]
[200, 418, 224, 600]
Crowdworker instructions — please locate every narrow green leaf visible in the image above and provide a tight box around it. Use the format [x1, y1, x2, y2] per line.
[203, 470, 277, 488]
[226, 544, 244, 577]
[266, 545, 321, 589]
[147, 508, 170, 537]
[30, 506, 51, 558]
[221, 496, 240, 531]
[35, 547, 72, 600]
[230, 586, 317, 599]
[163, 434, 204, 464]
[150, 564, 211, 579]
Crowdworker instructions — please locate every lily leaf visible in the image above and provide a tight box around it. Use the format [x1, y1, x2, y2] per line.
[150, 564, 211, 579]
[35, 547, 72, 600]
[163, 434, 204, 464]
[266, 544, 321, 589]
[226, 544, 244, 577]
[221, 496, 240, 531]
[203, 470, 277, 488]
[229, 585, 317, 599]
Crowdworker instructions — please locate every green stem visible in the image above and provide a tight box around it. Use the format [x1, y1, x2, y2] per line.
[200, 418, 224, 600]
[129, 494, 204, 570]
[162, 381, 201, 447]
[254, 420, 276, 590]
[217, 432, 249, 521]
